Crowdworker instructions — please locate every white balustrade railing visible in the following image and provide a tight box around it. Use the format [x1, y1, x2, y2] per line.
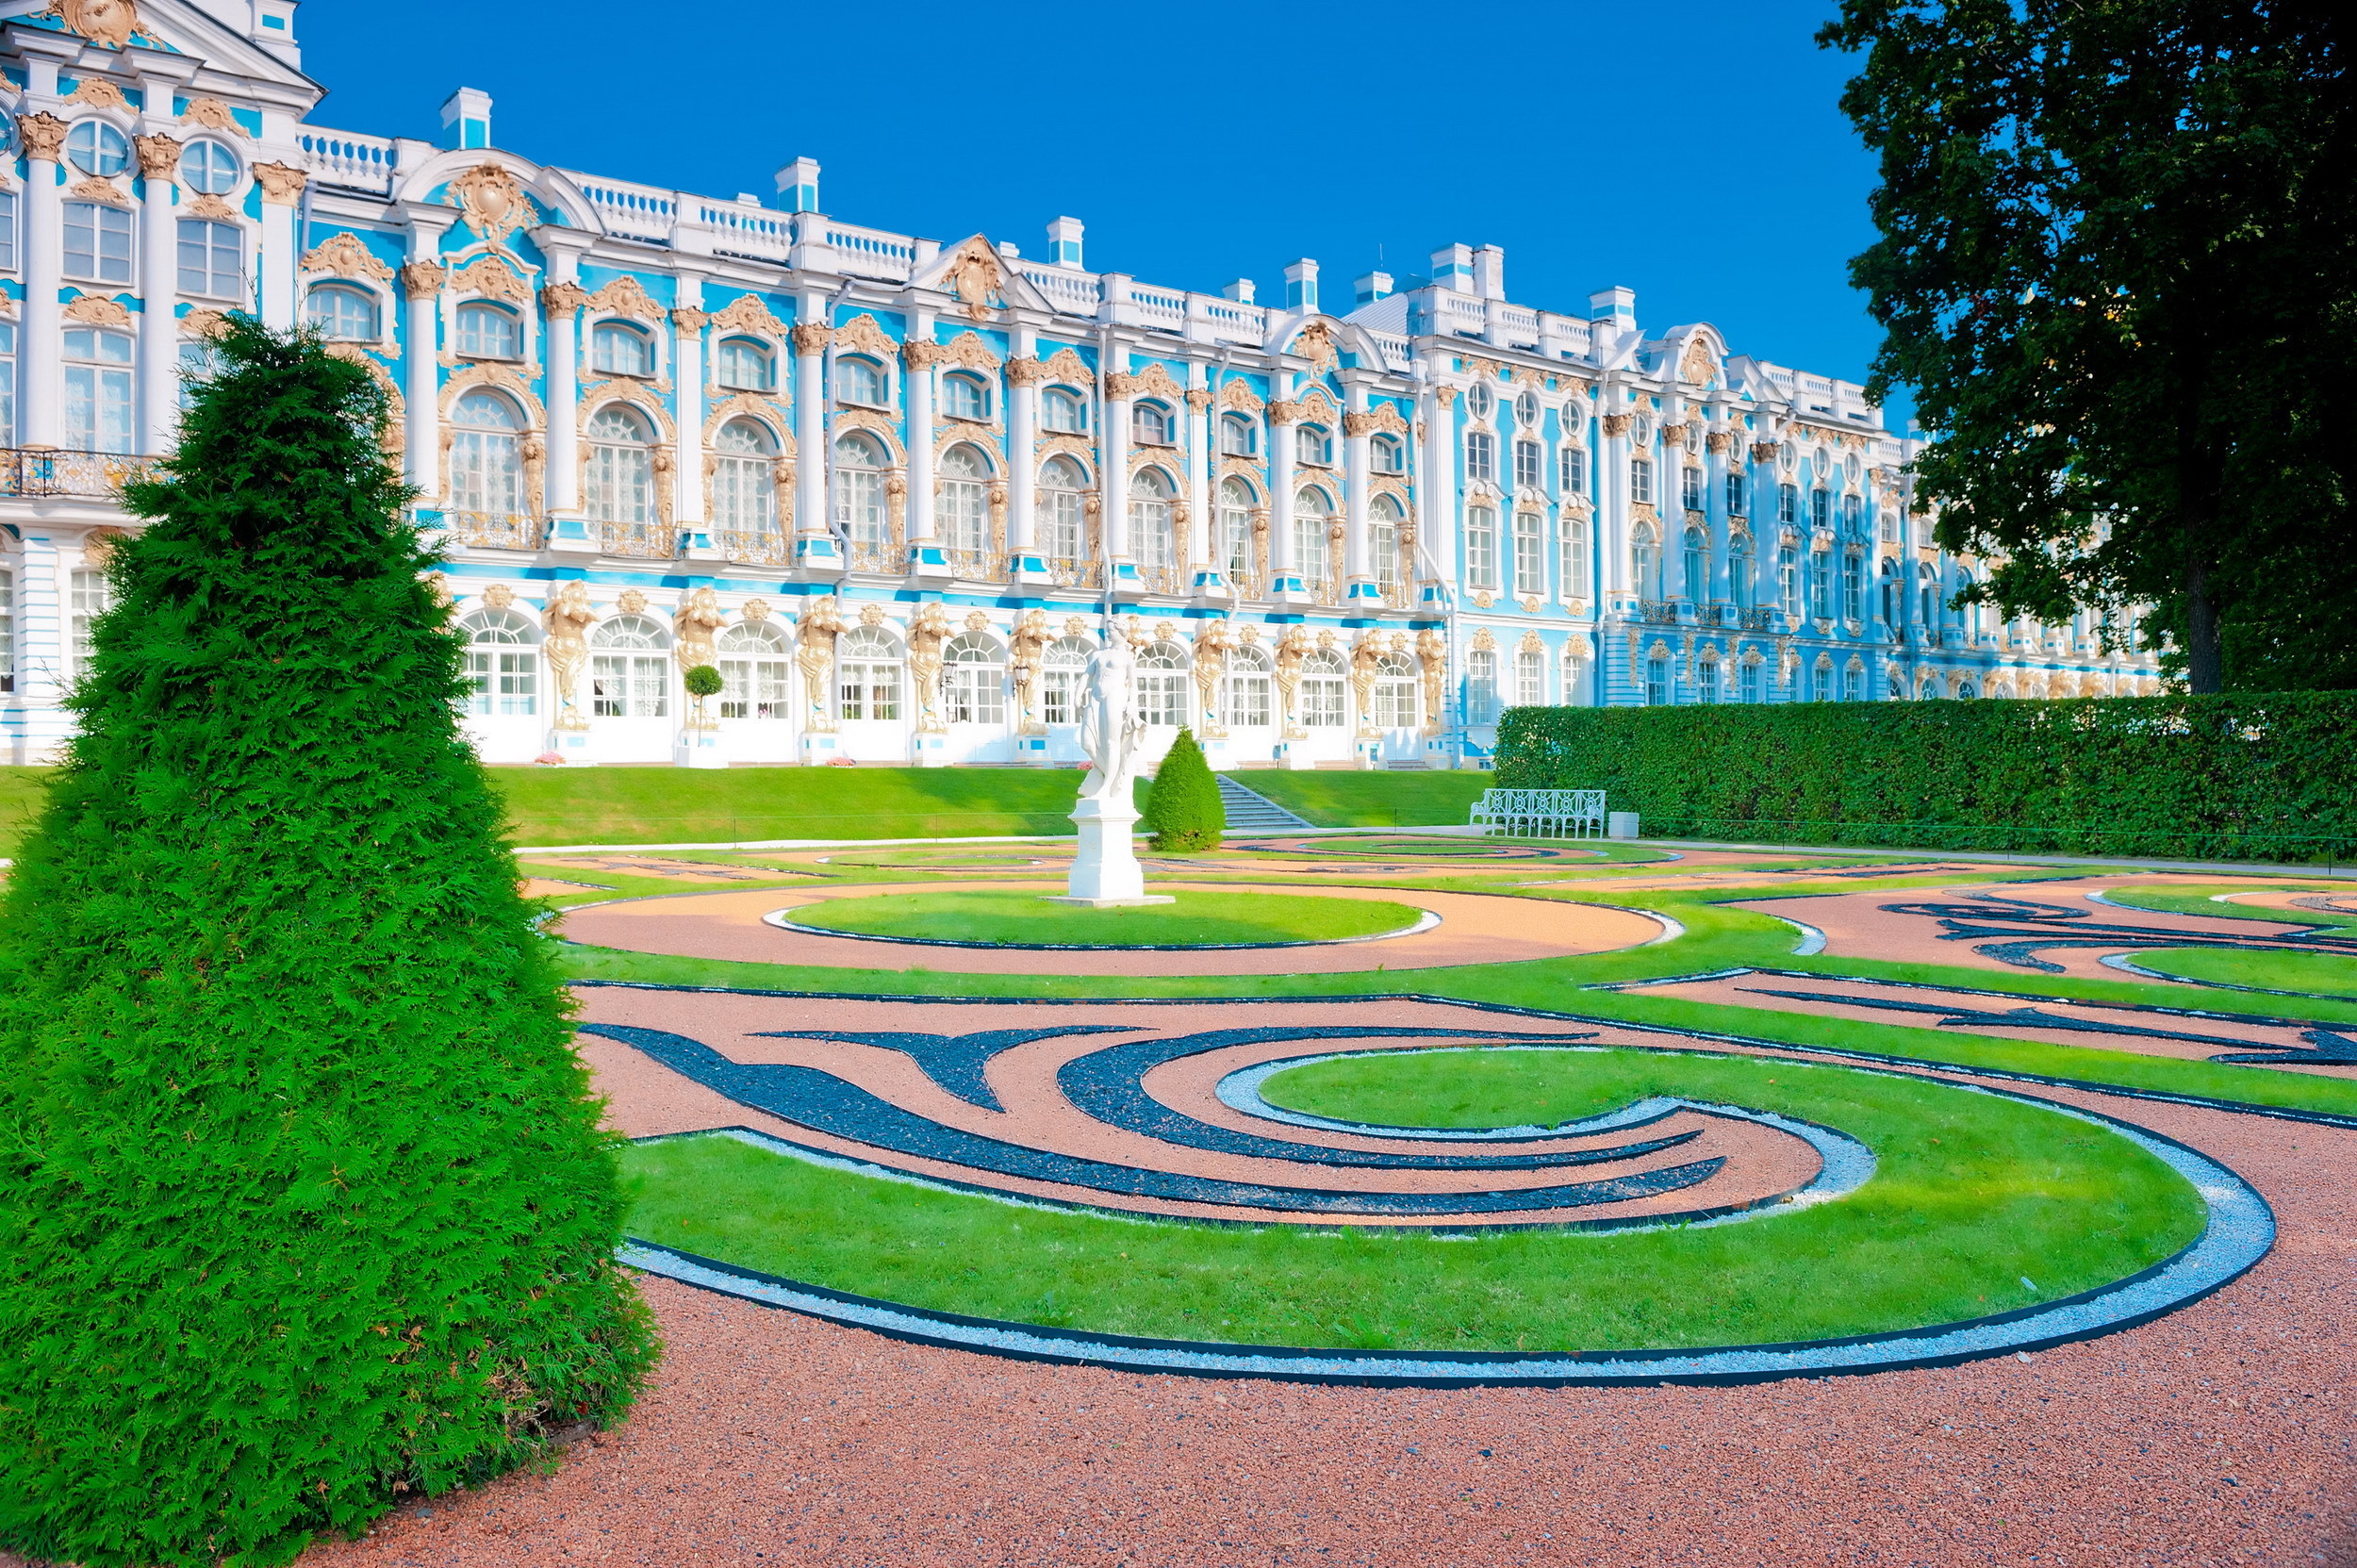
[563, 173, 678, 243]
[295, 129, 397, 193]
[699, 202, 793, 261]
[1018, 264, 1101, 316]
[1128, 284, 1187, 330]
[1196, 296, 1265, 341]
[1365, 330, 1411, 368]
[826, 223, 915, 280]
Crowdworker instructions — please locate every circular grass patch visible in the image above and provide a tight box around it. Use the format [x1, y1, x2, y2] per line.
[783, 888, 1427, 949]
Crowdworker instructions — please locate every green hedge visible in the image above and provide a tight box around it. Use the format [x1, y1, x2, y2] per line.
[1495, 693, 2357, 863]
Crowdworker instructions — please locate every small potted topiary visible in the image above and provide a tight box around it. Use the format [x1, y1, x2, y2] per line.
[682, 663, 725, 728]
[1146, 728, 1227, 851]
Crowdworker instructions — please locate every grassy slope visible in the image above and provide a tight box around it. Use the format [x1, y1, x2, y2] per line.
[787, 888, 1422, 946]
[622, 1048, 2202, 1351]
[487, 766, 1114, 846]
[1237, 770, 1492, 828]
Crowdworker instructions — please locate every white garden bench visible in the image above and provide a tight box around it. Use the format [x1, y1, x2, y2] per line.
[1469, 788, 1607, 839]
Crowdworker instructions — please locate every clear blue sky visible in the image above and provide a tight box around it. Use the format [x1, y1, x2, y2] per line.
[295, 0, 1905, 421]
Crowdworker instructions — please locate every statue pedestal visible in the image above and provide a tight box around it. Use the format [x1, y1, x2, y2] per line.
[1046, 795, 1174, 908]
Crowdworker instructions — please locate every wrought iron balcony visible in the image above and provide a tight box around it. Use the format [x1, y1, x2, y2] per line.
[446, 512, 543, 551]
[0, 448, 166, 499]
[717, 529, 792, 566]
[1638, 599, 1680, 624]
[597, 521, 682, 561]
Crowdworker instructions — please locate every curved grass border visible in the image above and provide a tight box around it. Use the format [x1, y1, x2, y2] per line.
[617, 1081, 2269, 1387]
[765, 904, 1442, 953]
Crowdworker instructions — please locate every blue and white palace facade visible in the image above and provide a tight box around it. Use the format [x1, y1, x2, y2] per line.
[0, 0, 2161, 767]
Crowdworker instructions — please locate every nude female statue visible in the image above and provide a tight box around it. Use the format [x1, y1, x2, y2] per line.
[1075, 619, 1146, 802]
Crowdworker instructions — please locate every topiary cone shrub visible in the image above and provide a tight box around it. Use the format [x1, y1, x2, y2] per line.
[0, 319, 658, 1568]
[1146, 728, 1226, 850]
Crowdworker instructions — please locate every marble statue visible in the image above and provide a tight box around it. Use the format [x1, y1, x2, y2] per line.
[1054, 619, 1171, 907]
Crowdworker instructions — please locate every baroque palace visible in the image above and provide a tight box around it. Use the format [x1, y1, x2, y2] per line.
[0, 0, 2160, 767]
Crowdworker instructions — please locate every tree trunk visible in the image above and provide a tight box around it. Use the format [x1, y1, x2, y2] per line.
[2184, 553, 2223, 693]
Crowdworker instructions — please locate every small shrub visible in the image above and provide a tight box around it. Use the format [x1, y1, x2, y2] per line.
[1146, 728, 1227, 850]
[682, 664, 724, 699]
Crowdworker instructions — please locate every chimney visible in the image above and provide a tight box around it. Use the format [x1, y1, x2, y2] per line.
[1354, 271, 1393, 305]
[1429, 243, 1475, 294]
[1223, 278, 1257, 305]
[438, 88, 492, 152]
[1472, 244, 1506, 302]
[774, 157, 821, 213]
[1283, 258, 1319, 312]
[1045, 216, 1084, 269]
[1589, 286, 1637, 328]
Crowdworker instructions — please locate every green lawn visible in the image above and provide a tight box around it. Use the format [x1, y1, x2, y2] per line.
[0, 767, 56, 859]
[1235, 769, 1492, 828]
[2131, 945, 2357, 996]
[2102, 883, 2354, 928]
[621, 1047, 2203, 1351]
[783, 888, 1423, 947]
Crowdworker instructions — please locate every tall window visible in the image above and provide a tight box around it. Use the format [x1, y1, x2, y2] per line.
[711, 419, 778, 538]
[1562, 644, 1589, 708]
[942, 632, 1005, 724]
[836, 625, 902, 721]
[0, 568, 12, 695]
[1811, 663, 1832, 702]
[1515, 648, 1543, 707]
[1739, 660, 1761, 703]
[941, 372, 989, 421]
[1225, 643, 1273, 728]
[1371, 494, 1405, 598]
[1696, 658, 1720, 704]
[176, 338, 220, 413]
[0, 191, 16, 274]
[1218, 477, 1257, 588]
[1294, 488, 1333, 589]
[1374, 652, 1417, 728]
[1681, 466, 1704, 511]
[591, 322, 653, 377]
[834, 355, 887, 405]
[63, 328, 134, 454]
[1302, 648, 1347, 727]
[1464, 430, 1495, 482]
[179, 140, 239, 194]
[1043, 387, 1086, 432]
[1135, 641, 1190, 726]
[64, 202, 133, 284]
[1040, 456, 1087, 562]
[1881, 509, 1899, 544]
[1220, 412, 1256, 456]
[1729, 538, 1754, 610]
[1630, 456, 1654, 505]
[1560, 513, 1589, 600]
[1777, 547, 1798, 616]
[176, 220, 241, 297]
[1840, 553, 1864, 620]
[1513, 439, 1542, 489]
[448, 391, 525, 517]
[717, 622, 789, 718]
[1842, 494, 1863, 534]
[1371, 434, 1404, 472]
[304, 285, 377, 340]
[1465, 504, 1498, 590]
[1644, 653, 1668, 706]
[1726, 469, 1746, 516]
[1920, 561, 1938, 625]
[1559, 444, 1587, 497]
[1682, 526, 1707, 601]
[1041, 635, 1090, 725]
[1777, 483, 1798, 525]
[1295, 423, 1333, 466]
[1132, 469, 1178, 578]
[69, 569, 111, 678]
[585, 405, 656, 541]
[1810, 487, 1831, 531]
[1466, 650, 1499, 723]
[0, 322, 15, 443]
[1512, 513, 1541, 596]
[456, 607, 538, 717]
[1808, 550, 1831, 619]
[1843, 664, 1866, 702]
[1133, 401, 1174, 445]
[833, 432, 891, 553]
[717, 338, 773, 391]
[941, 444, 991, 557]
[456, 302, 521, 358]
[589, 615, 669, 718]
[1632, 522, 1662, 601]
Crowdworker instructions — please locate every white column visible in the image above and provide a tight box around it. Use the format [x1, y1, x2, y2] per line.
[1601, 416, 1631, 597]
[541, 291, 584, 523]
[1184, 371, 1211, 586]
[1101, 377, 1132, 574]
[1007, 335, 1039, 568]
[134, 133, 182, 455]
[18, 115, 67, 449]
[1706, 430, 1731, 604]
[253, 163, 305, 330]
[1342, 395, 1373, 602]
[903, 323, 935, 567]
[791, 316, 832, 552]
[1417, 386, 1455, 596]
[401, 221, 451, 503]
[671, 288, 706, 527]
[1268, 400, 1299, 597]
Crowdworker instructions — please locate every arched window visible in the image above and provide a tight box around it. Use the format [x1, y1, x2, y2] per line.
[1043, 387, 1087, 433]
[1729, 536, 1754, 611]
[1513, 513, 1542, 596]
[1374, 652, 1417, 728]
[1465, 504, 1499, 591]
[711, 418, 778, 538]
[1920, 675, 1944, 701]
[1224, 643, 1273, 728]
[179, 140, 239, 194]
[717, 621, 789, 719]
[63, 327, 134, 454]
[1294, 487, 1334, 590]
[1696, 656, 1720, 704]
[175, 219, 239, 297]
[1132, 400, 1174, 445]
[833, 355, 887, 406]
[1516, 646, 1544, 706]
[1632, 521, 1662, 602]
[1295, 423, 1333, 467]
[1131, 468, 1178, 580]
[66, 120, 130, 175]
[1040, 635, 1091, 725]
[1135, 639, 1190, 726]
[1302, 648, 1347, 727]
[1840, 553, 1864, 620]
[1372, 433, 1405, 473]
[1465, 649, 1499, 722]
[833, 431, 891, 553]
[941, 372, 990, 421]
[1219, 476, 1258, 590]
[1842, 493, 1863, 535]
[1039, 455, 1087, 562]
[717, 337, 773, 391]
[1371, 493, 1406, 598]
[304, 285, 377, 340]
[1220, 413, 1257, 457]
[585, 404, 655, 531]
[449, 390, 525, 517]
[837, 624, 902, 721]
[456, 302, 521, 359]
[591, 322, 654, 377]
[942, 631, 1005, 724]
[940, 444, 991, 557]
[1681, 525, 1707, 601]
[456, 607, 539, 717]
[589, 613, 669, 718]
[1955, 679, 1978, 701]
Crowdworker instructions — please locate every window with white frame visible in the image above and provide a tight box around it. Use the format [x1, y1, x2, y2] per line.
[1560, 511, 1589, 599]
[1730, 538, 1754, 610]
[585, 405, 656, 531]
[941, 444, 991, 556]
[69, 568, 111, 679]
[1465, 504, 1498, 590]
[1040, 455, 1088, 561]
[1224, 643, 1273, 728]
[304, 284, 377, 340]
[1372, 433, 1404, 473]
[1513, 438, 1542, 489]
[1696, 657, 1720, 703]
[175, 337, 220, 413]
[1844, 664, 1866, 701]
[1294, 487, 1333, 588]
[836, 624, 902, 721]
[942, 631, 1005, 724]
[834, 355, 887, 406]
[1464, 430, 1495, 482]
[1645, 654, 1669, 706]
[711, 419, 778, 537]
[1465, 649, 1499, 723]
[1132, 401, 1174, 445]
[1683, 526, 1707, 601]
[1562, 642, 1589, 707]
[448, 390, 525, 517]
[1920, 561, 1939, 625]
[1632, 522, 1662, 601]
[1218, 476, 1256, 586]
[1954, 677, 1976, 701]
[1634, 413, 1654, 446]
[1513, 513, 1541, 596]
[1295, 423, 1333, 466]
[179, 140, 239, 194]
[1464, 380, 1493, 419]
[1881, 509, 1899, 544]
[1811, 661, 1833, 702]
[1374, 652, 1416, 728]
[1681, 465, 1704, 512]
[456, 607, 539, 717]
[1515, 647, 1543, 707]
[717, 621, 789, 718]
[0, 567, 12, 694]
[716, 337, 774, 391]
[1726, 468, 1746, 516]
[456, 302, 521, 359]
[1043, 386, 1087, 432]
[0, 191, 21, 273]
[941, 371, 990, 421]
[1778, 483, 1799, 525]
[1132, 469, 1178, 575]
[1840, 552, 1864, 621]
[589, 615, 669, 718]
[63, 327, 134, 454]
[1630, 455, 1655, 505]
[1041, 635, 1091, 725]
[1739, 659, 1761, 703]
[176, 219, 241, 298]
[1135, 640, 1190, 726]
[64, 202, 133, 284]
[833, 431, 891, 551]
[1514, 390, 1540, 428]
[591, 322, 654, 377]
[67, 120, 130, 174]
[1808, 550, 1831, 619]
[1778, 547, 1799, 616]
[1559, 444, 1587, 496]
[1372, 493, 1404, 596]
[1301, 647, 1347, 727]
[1810, 487, 1831, 531]
[0, 322, 15, 443]
[1219, 412, 1256, 456]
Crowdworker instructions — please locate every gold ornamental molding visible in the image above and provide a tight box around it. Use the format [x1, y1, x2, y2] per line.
[180, 97, 251, 138]
[67, 175, 133, 207]
[701, 393, 797, 459]
[937, 237, 1005, 322]
[132, 132, 181, 176]
[15, 113, 69, 163]
[1286, 320, 1339, 375]
[403, 260, 451, 300]
[68, 76, 130, 109]
[832, 313, 898, 360]
[1678, 338, 1719, 385]
[935, 330, 1003, 372]
[586, 273, 663, 322]
[1215, 377, 1266, 416]
[300, 231, 396, 284]
[708, 293, 788, 338]
[453, 255, 532, 305]
[1035, 432, 1095, 476]
[252, 162, 308, 206]
[442, 163, 532, 243]
[832, 408, 906, 465]
[1031, 345, 1092, 390]
[183, 193, 237, 222]
[63, 294, 134, 328]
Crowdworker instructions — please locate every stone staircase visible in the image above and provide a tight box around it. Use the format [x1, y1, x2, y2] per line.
[1215, 774, 1315, 834]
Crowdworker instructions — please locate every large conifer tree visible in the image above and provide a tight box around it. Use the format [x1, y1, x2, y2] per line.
[0, 321, 656, 1567]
